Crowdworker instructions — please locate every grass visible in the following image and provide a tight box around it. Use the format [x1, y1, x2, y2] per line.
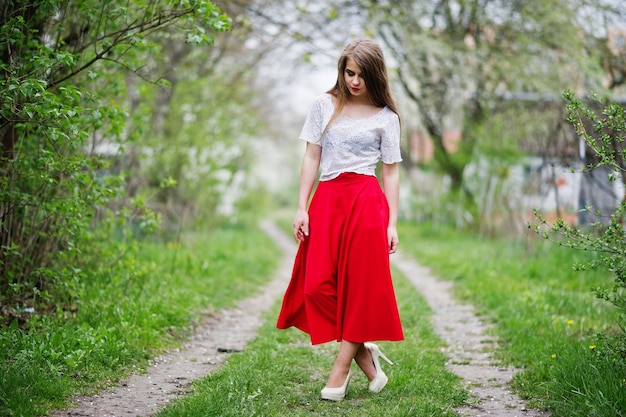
[155, 265, 467, 417]
[3, 212, 624, 416]
[397, 221, 626, 417]
[0, 219, 280, 417]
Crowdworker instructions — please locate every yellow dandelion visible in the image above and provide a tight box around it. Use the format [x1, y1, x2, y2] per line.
[551, 353, 557, 359]
[567, 320, 574, 326]
[589, 345, 596, 350]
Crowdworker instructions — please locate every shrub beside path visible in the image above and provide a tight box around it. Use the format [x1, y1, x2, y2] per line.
[53, 219, 548, 416]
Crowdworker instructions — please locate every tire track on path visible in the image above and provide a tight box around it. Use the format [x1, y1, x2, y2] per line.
[52, 219, 295, 417]
[391, 252, 549, 417]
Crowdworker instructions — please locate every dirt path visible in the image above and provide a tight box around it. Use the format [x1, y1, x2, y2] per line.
[53, 219, 547, 416]
[391, 253, 549, 417]
[52, 219, 296, 417]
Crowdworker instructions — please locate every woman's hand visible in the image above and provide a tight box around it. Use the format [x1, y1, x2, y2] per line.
[293, 209, 310, 242]
[387, 225, 398, 254]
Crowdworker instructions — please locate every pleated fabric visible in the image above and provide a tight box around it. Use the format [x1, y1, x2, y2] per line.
[276, 173, 404, 345]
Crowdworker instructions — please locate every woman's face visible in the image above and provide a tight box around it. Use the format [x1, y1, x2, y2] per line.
[344, 57, 368, 99]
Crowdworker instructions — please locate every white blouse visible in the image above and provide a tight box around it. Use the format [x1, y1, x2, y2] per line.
[299, 93, 402, 181]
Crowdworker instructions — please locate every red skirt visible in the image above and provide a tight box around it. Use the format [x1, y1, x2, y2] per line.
[276, 173, 404, 345]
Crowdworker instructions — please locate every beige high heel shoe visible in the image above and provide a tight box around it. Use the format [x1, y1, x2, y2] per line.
[321, 369, 353, 401]
[364, 342, 394, 393]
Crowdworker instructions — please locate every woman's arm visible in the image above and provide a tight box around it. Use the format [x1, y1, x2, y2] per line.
[381, 162, 399, 254]
[293, 142, 322, 242]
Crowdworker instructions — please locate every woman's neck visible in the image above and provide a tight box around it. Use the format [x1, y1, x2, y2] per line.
[346, 94, 373, 106]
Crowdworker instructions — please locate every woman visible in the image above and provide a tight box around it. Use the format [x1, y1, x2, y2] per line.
[276, 39, 404, 401]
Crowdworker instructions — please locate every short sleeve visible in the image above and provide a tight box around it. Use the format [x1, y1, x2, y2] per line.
[381, 112, 402, 164]
[299, 97, 323, 144]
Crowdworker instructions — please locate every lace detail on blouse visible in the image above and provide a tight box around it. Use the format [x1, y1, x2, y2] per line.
[299, 93, 402, 181]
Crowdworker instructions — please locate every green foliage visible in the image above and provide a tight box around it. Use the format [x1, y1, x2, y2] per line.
[564, 91, 625, 174]
[399, 221, 624, 416]
[0, 0, 230, 307]
[0, 220, 279, 417]
[529, 92, 626, 364]
[0, 76, 130, 306]
[143, 69, 261, 232]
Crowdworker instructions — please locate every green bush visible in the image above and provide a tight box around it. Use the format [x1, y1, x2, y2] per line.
[531, 92, 625, 363]
[0, 0, 229, 311]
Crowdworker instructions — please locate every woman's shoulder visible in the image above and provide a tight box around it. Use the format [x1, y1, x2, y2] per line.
[314, 93, 335, 106]
[309, 93, 336, 114]
[380, 106, 399, 124]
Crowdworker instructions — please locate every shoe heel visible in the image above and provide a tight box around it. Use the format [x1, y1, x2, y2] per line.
[364, 343, 394, 393]
[378, 350, 393, 366]
[364, 342, 394, 366]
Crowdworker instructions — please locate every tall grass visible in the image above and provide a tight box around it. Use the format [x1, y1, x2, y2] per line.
[155, 266, 467, 417]
[0, 220, 280, 417]
[398, 221, 625, 417]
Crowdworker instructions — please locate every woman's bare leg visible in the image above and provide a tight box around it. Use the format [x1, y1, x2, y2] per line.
[325, 340, 360, 388]
[354, 343, 377, 381]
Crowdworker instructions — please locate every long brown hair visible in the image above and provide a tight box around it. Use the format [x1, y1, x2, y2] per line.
[322, 39, 400, 138]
